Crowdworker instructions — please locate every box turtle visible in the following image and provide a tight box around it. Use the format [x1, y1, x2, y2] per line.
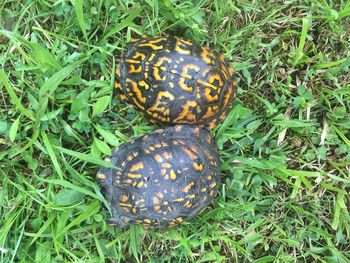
[96, 125, 221, 227]
[115, 35, 238, 129]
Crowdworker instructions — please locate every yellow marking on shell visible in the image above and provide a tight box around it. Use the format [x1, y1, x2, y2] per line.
[186, 194, 196, 199]
[149, 146, 155, 151]
[129, 64, 142, 73]
[180, 38, 193, 45]
[153, 197, 160, 204]
[203, 150, 213, 161]
[229, 65, 235, 76]
[197, 79, 218, 90]
[138, 38, 165, 50]
[138, 80, 150, 90]
[139, 42, 163, 50]
[184, 201, 192, 208]
[182, 64, 200, 77]
[119, 94, 127, 101]
[205, 88, 219, 103]
[154, 205, 161, 212]
[209, 73, 223, 86]
[182, 147, 197, 160]
[147, 92, 174, 121]
[160, 169, 167, 176]
[170, 170, 176, 180]
[137, 181, 144, 188]
[115, 66, 121, 77]
[96, 173, 106, 180]
[127, 173, 142, 179]
[162, 152, 172, 159]
[174, 197, 184, 202]
[156, 192, 164, 198]
[210, 182, 217, 189]
[132, 207, 137, 213]
[201, 107, 215, 120]
[118, 203, 132, 207]
[122, 207, 130, 213]
[133, 51, 146, 60]
[201, 187, 207, 193]
[169, 221, 176, 225]
[220, 54, 226, 62]
[123, 179, 133, 184]
[115, 81, 122, 90]
[144, 149, 150, 154]
[154, 143, 162, 148]
[162, 163, 171, 168]
[132, 181, 137, 187]
[221, 89, 232, 110]
[148, 53, 156, 61]
[169, 82, 174, 88]
[201, 47, 215, 64]
[154, 56, 172, 67]
[164, 174, 169, 180]
[121, 195, 129, 202]
[178, 78, 193, 92]
[144, 219, 151, 224]
[126, 78, 146, 109]
[130, 162, 144, 172]
[210, 190, 215, 196]
[173, 101, 197, 123]
[193, 162, 203, 171]
[176, 217, 183, 223]
[207, 175, 212, 180]
[183, 181, 195, 193]
[154, 154, 163, 163]
[130, 38, 139, 42]
[163, 201, 169, 205]
[135, 199, 145, 205]
[196, 91, 201, 99]
[175, 39, 191, 55]
[126, 59, 141, 64]
[153, 67, 166, 81]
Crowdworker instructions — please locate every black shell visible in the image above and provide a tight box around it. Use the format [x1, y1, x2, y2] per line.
[115, 35, 237, 128]
[96, 125, 221, 227]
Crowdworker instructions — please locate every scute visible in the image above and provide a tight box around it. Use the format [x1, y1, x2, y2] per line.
[115, 35, 237, 128]
[96, 125, 221, 227]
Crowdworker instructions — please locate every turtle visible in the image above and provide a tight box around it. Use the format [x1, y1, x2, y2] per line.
[96, 125, 221, 227]
[114, 35, 238, 129]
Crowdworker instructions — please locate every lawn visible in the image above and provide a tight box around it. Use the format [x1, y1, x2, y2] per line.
[0, 0, 350, 262]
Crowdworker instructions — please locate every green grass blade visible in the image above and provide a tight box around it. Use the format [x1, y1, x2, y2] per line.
[0, 70, 35, 121]
[73, 0, 88, 41]
[55, 146, 119, 169]
[41, 131, 64, 179]
[293, 17, 310, 66]
[9, 116, 20, 142]
[39, 59, 87, 97]
[56, 200, 100, 238]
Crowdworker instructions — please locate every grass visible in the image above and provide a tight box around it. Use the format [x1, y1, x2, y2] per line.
[0, 0, 349, 262]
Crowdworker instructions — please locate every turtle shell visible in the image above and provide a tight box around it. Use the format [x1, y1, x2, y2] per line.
[115, 35, 237, 129]
[96, 125, 221, 227]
